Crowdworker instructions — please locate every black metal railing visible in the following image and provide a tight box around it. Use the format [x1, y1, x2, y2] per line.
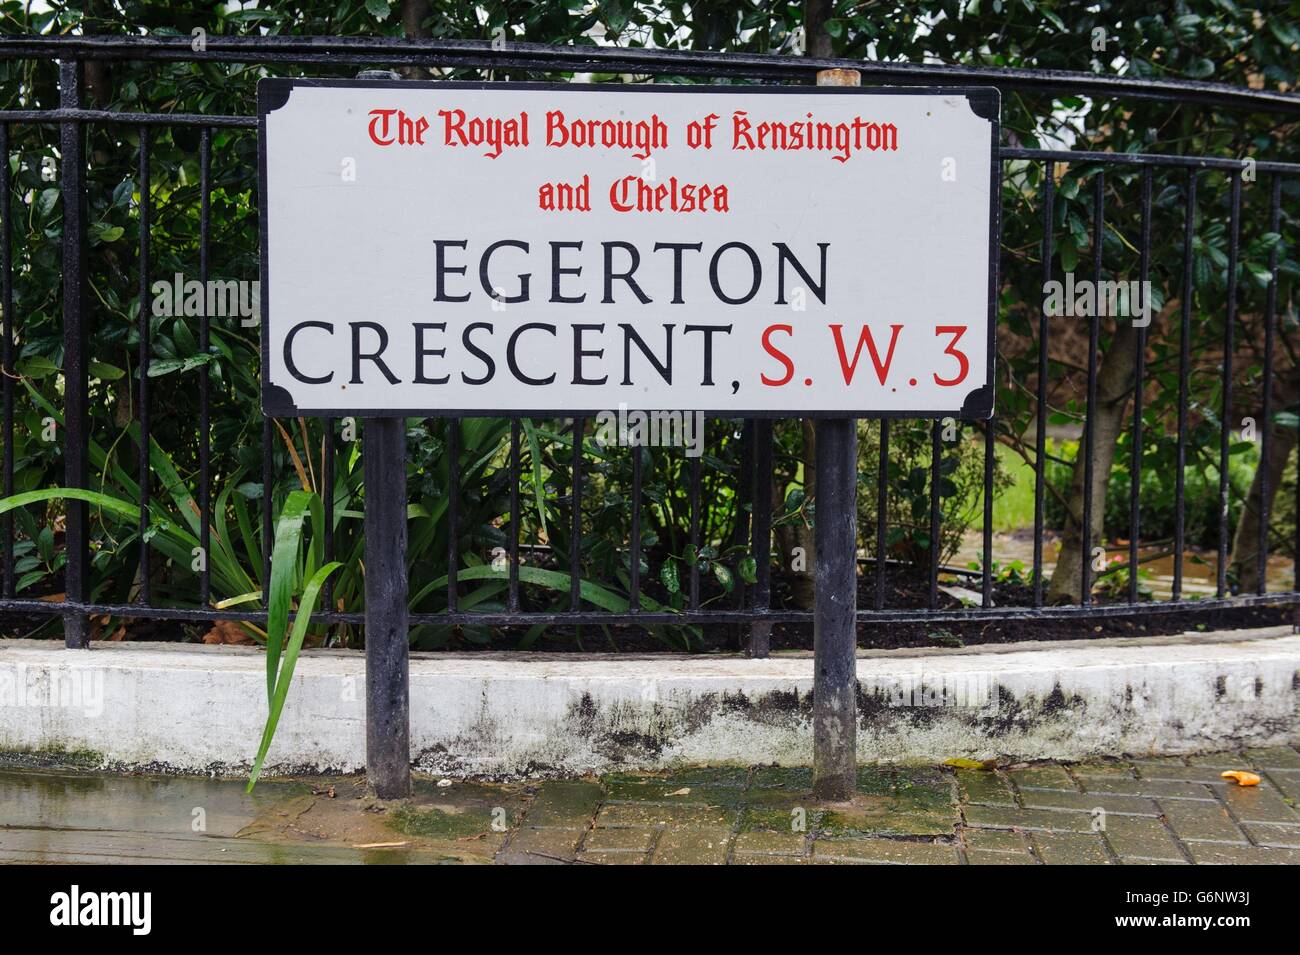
[0, 36, 1297, 654]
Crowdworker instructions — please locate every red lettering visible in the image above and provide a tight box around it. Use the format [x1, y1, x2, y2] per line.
[830, 324, 903, 385]
[761, 325, 795, 386]
[933, 325, 970, 386]
[368, 109, 397, 146]
[368, 108, 427, 146]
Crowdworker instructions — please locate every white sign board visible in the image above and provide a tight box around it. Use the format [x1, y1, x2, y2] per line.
[259, 80, 998, 417]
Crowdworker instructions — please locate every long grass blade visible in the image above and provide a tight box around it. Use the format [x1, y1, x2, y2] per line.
[265, 489, 315, 703]
[246, 560, 342, 791]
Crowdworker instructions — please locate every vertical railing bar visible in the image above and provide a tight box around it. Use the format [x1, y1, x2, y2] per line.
[1175, 171, 1196, 601]
[689, 432, 701, 611]
[198, 127, 212, 608]
[136, 127, 151, 605]
[1218, 169, 1242, 598]
[569, 416, 582, 610]
[508, 418, 520, 614]
[0, 122, 13, 599]
[732, 420, 753, 638]
[322, 416, 335, 613]
[446, 417, 459, 613]
[981, 156, 1005, 612]
[928, 420, 941, 610]
[1033, 162, 1053, 607]
[1129, 167, 1152, 604]
[629, 439, 642, 614]
[261, 418, 273, 589]
[752, 420, 774, 608]
[981, 416, 994, 607]
[874, 419, 888, 611]
[749, 418, 774, 656]
[252, 103, 272, 595]
[59, 60, 90, 648]
[1082, 171, 1103, 607]
[1258, 173, 1282, 596]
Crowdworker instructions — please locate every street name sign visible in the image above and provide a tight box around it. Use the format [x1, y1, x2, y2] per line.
[259, 79, 998, 417]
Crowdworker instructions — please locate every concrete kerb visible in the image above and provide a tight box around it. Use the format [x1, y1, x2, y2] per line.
[0, 627, 1296, 777]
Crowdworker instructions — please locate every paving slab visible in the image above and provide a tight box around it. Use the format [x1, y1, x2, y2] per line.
[1007, 765, 1078, 791]
[955, 769, 1017, 806]
[1099, 816, 1186, 862]
[1214, 782, 1300, 823]
[1160, 799, 1248, 844]
[1242, 822, 1300, 848]
[963, 805, 1097, 832]
[650, 828, 731, 865]
[1030, 831, 1112, 865]
[967, 848, 1037, 864]
[813, 837, 959, 864]
[1078, 777, 1214, 800]
[577, 849, 646, 865]
[1018, 788, 1158, 815]
[1186, 842, 1300, 865]
[963, 828, 1028, 853]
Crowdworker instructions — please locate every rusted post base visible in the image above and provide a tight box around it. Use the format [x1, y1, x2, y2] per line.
[364, 417, 411, 799]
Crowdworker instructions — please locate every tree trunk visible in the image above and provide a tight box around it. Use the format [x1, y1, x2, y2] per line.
[804, 0, 834, 57]
[401, 0, 431, 80]
[1046, 320, 1143, 603]
[1230, 368, 1300, 592]
[402, 0, 430, 37]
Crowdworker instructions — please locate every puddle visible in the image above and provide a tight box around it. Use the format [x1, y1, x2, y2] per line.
[0, 768, 501, 864]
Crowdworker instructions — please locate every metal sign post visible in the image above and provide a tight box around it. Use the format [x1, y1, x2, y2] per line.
[363, 417, 410, 799]
[356, 70, 410, 800]
[811, 68, 860, 802]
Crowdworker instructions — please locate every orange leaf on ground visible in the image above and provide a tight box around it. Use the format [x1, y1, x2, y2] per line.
[202, 620, 255, 645]
[1220, 771, 1261, 786]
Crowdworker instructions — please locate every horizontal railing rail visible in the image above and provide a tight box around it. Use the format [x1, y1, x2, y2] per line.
[3, 35, 1300, 114]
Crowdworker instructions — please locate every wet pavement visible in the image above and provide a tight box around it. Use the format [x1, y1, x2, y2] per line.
[2, 747, 1298, 864]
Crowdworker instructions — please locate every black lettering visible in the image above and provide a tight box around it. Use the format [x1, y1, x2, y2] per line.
[434, 239, 471, 302]
[284, 320, 334, 384]
[620, 323, 673, 386]
[774, 242, 829, 305]
[508, 323, 557, 385]
[349, 322, 400, 384]
[479, 239, 530, 303]
[550, 241, 586, 303]
[653, 242, 703, 305]
[709, 242, 761, 305]
[413, 323, 450, 384]
[683, 324, 732, 386]
[602, 241, 652, 304]
[461, 322, 496, 385]
[572, 323, 607, 385]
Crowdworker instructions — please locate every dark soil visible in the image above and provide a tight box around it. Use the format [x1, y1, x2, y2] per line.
[440, 568, 1296, 652]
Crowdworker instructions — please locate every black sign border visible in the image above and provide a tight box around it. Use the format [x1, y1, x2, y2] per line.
[258, 78, 999, 420]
